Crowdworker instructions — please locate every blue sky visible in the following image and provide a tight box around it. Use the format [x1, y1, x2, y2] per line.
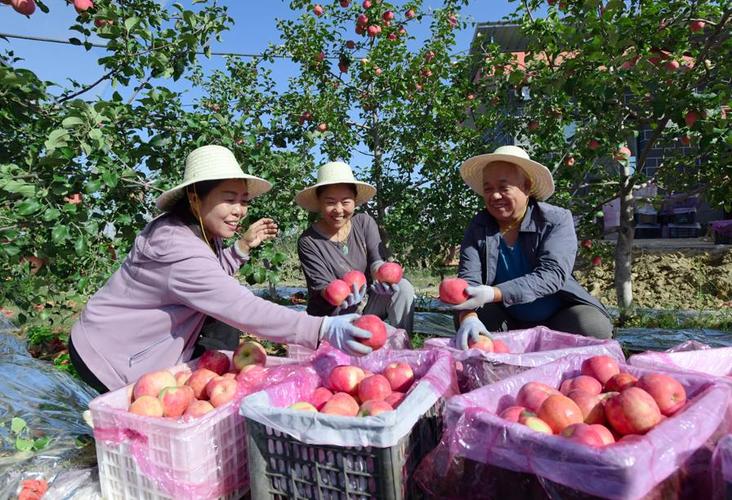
[0, 1, 522, 103]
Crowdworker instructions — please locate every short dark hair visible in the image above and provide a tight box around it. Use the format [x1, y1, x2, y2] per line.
[168, 179, 226, 222]
[315, 183, 358, 199]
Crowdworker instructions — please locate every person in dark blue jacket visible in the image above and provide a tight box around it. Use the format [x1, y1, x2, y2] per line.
[450, 146, 613, 350]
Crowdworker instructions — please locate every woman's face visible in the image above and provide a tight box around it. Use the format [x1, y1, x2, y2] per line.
[481, 161, 531, 223]
[192, 179, 249, 239]
[318, 184, 356, 231]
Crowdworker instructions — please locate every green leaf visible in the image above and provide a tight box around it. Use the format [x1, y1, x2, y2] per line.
[42, 208, 61, 221]
[85, 179, 102, 194]
[15, 437, 33, 452]
[11, 417, 26, 434]
[3, 245, 20, 257]
[69, 37, 82, 46]
[16, 200, 41, 216]
[102, 171, 119, 188]
[45, 128, 70, 151]
[74, 236, 88, 256]
[125, 16, 140, 31]
[52, 225, 70, 244]
[62, 116, 84, 128]
[33, 436, 50, 451]
[2, 180, 36, 197]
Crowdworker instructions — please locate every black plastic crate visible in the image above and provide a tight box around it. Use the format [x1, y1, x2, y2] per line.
[668, 223, 701, 238]
[671, 208, 697, 224]
[714, 231, 732, 244]
[634, 224, 661, 239]
[245, 401, 443, 500]
[634, 212, 658, 225]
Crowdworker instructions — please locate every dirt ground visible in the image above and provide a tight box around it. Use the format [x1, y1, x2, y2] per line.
[573, 246, 732, 310]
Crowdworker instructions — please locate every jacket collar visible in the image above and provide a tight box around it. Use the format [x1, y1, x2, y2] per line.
[481, 198, 539, 234]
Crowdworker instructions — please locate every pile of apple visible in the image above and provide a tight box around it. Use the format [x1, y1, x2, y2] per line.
[439, 277, 511, 354]
[288, 361, 416, 417]
[127, 341, 268, 419]
[499, 355, 687, 447]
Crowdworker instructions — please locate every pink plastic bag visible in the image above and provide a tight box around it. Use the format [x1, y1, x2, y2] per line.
[425, 326, 624, 391]
[712, 435, 732, 499]
[630, 344, 732, 383]
[416, 354, 731, 500]
[240, 346, 457, 447]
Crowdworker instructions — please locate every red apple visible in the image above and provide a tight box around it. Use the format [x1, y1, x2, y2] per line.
[362, 0, 371, 8]
[232, 341, 267, 371]
[359, 399, 393, 416]
[64, 193, 83, 205]
[605, 387, 662, 435]
[448, 14, 457, 27]
[129, 395, 164, 417]
[567, 390, 606, 425]
[328, 365, 366, 396]
[175, 371, 191, 386]
[560, 376, 602, 396]
[405, 8, 415, 19]
[11, 0, 35, 15]
[468, 335, 494, 352]
[208, 378, 238, 407]
[357, 374, 392, 402]
[527, 120, 539, 131]
[591, 256, 602, 266]
[183, 400, 215, 419]
[313, 4, 324, 16]
[158, 386, 193, 418]
[516, 382, 561, 412]
[614, 146, 631, 160]
[581, 355, 620, 385]
[499, 405, 530, 423]
[132, 370, 177, 400]
[198, 350, 230, 375]
[298, 111, 312, 124]
[323, 279, 350, 306]
[588, 139, 600, 150]
[356, 13, 368, 25]
[345, 40, 356, 49]
[383, 362, 415, 392]
[375, 262, 403, 284]
[589, 424, 616, 445]
[680, 135, 691, 145]
[73, 0, 93, 13]
[689, 20, 705, 32]
[492, 339, 510, 353]
[353, 314, 387, 350]
[384, 391, 406, 408]
[635, 373, 686, 416]
[564, 156, 576, 167]
[185, 368, 219, 400]
[665, 60, 680, 72]
[289, 401, 318, 412]
[685, 110, 703, 127]
[235, 364, 268, 386]
[439, 277, 469, 304]
[367, 25, 381, 37]
[310, 386, 333, 410]
[561, 423, 606, 447]
[537, 395, 584, 434]
[321, 392, 360, 416]
[317, 122, 328, 132]
[605, 372, 638, 392]
[382, 10, 394, 21]
[340, 0, 350, 6]
[581, 239, 593, 249]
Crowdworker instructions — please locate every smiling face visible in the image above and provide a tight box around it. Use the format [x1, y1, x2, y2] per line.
[317, 183, 357, 231]
[189, 179, 249, 239]
[481, 161, 532, 223]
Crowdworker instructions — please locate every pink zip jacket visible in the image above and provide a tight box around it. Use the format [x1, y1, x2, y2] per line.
[70, 214, 322, 390]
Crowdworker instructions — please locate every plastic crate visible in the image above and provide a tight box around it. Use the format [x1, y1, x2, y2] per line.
[668, 223, 702, 238]
[671, 208, 697, 224]
[634, 223, 662, 239]
[245, 400, 443, 500]
[91, 355, 293, 500]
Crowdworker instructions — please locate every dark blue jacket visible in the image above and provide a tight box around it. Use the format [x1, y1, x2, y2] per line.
[458, 200, 609, 316]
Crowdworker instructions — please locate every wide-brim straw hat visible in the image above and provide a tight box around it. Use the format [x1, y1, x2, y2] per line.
[459, 145, 555, 201]
[295, 161, 376, 212]
[156, 145, 272, 212]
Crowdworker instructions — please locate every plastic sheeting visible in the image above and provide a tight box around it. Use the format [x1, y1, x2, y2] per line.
[424, 326, 624, 391]
[0, 317, 102, 499]
[416, 354, 732, 500]
[240, 346, 457, 448]
[630, 342, 732, 382]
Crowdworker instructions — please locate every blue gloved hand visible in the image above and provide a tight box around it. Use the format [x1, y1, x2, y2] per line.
[448, 285, 495, 311]
[320, 313, 373, 356]
[333, 283, 368, 315]
[455, 315, 489, 350]
[370, 281, 399, 296]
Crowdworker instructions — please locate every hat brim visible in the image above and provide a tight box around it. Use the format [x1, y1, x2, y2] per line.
[155, 173, 273, 212]
[459, 152, 555, 201]
[295, 180, 376, 212]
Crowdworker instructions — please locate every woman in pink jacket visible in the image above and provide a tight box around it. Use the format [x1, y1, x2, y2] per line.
[69, 145, 371, 393]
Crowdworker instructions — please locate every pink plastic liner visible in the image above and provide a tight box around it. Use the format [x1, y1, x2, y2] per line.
[630, 343, 732, 383]
[425, 326, 624, 390]
[417, 354, 731, 499]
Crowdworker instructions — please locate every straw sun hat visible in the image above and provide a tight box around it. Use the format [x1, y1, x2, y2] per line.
[459, 145, 555, 201]
[295, 161, 376, 212]
[156, 145, 273, 212]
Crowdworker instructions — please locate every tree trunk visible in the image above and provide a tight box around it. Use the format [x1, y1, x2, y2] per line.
[614, 163, 635, 314]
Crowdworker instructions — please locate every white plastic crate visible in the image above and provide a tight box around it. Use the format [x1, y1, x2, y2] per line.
[90, 355, 292, 500]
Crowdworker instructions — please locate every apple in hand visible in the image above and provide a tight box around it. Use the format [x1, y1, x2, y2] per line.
[375, 262, 403, 284]
[323, 279, 350, 306]
[353, 314, 387, 350]
[439, 277, 469, 305]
